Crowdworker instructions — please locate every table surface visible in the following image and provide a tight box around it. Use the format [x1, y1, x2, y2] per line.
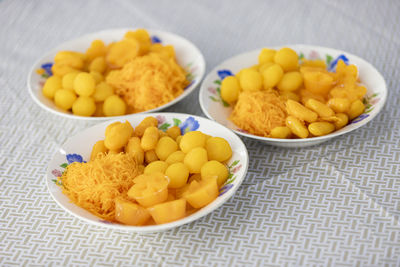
[1, 0, 400, 266]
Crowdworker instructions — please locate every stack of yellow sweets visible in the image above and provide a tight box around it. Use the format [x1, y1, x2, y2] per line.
[221, 47, 367, 138]
[59, 116, 233, 226]
[41, 29, 188, 117]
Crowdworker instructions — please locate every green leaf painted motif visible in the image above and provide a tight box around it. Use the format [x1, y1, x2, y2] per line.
[209, 96, 219, 102]
[222, 100, 230, 107]
[214, 80, 221, 85]
[52, 179, 62, 186]
[326, 54, 333, 65]
[230, 160, 239, 168]
[299, 53, 304, 60]
[60, 163, 68, 168]
[225, 176, 236, 185]
[216, 87, 221, 94]
[159, 123, 171, 131]
[173, 118, 181, 126]
[186, 73, 194, 82]
[365, 107, 374, 113]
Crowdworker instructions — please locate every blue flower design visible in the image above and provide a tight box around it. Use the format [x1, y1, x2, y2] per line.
[151, 35, 162, 44]
[328, 54, 349, 72]
[349, 113, 369, 124]
[219, 183, 234, 196]
[217, 69, 233, 80]
[179, 117, 200, 134]
[41, 62, 53, 76]
[66, 153, 85, 164]
[184, 80, 194, 90]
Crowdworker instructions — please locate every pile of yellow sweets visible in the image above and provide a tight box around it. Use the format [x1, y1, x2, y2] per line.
[41, 29, 187, 117]
[87, 117, 232, 225]
[221, 47, 367, 138]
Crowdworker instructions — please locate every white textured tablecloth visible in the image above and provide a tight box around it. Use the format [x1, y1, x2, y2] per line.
[1, 0, 400, 266]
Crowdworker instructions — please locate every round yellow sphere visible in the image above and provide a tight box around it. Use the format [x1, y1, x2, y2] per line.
[92, 82, 114, 102]
[200, 160, 229, 186]
[73, 72, 96, 96]
[239, 68, 262, 92]
[42, 76, 62, 99]
[274, 47, 299, 72]
[72, 96, 96, 116]
[103, 95, 126, 116]
[61, 72, 79, 90]
[54, 89, 77, 110]
[221, 76, 240, 103]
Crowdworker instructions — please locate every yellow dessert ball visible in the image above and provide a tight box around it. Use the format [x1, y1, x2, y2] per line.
[89, 56, 107, 73]
[277, 71, 303, 91]
[141, 126, 159, 151]
[73, 72, 96, 96]
[165, 151, 186, 165]
[103, 95, 126, 116]
[54, 89, 77, 110]
[42, 76, 62, 99]
[92, 82, 114, 102]
[51, 63, 77, 77]
[262, 64, 284, 88]
[274, 47, 299, 72]
[134, 116, 158, 137]
[205, 137, 232, 162]
[106, 39, 139, 68]
[258, 48, 276, 65]
[239, 68, 263, 92]
[125, 29, 152, 55]
[270, 126, 292, 139]
[72, 96, 96, 116]
[85, 39, 107, 62]
[221, 76, 240, 103]
[179, 131, 206, 153]
[166, 126, 181, 140]
[200, 160, 229, 186]
[258, 62, 275, 73]
[61, 72, 79, 90]
[184, 147, 208, 173]
[104, 121, 133, 150]
[144, 161, 169, 175]
[90, 71, 104, 84]
[165, 162, 190, 188]
[155, 136, 178, 161]
[125, 137, 144, 165]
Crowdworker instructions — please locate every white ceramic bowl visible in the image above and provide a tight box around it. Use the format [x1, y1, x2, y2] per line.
[28, 28, 206, 120]
[199, 45, 387, 147]
[46, 113, 249, 232]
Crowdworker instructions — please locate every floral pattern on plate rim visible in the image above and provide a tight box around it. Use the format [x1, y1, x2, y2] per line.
[51, 116, 238, 197]
[208, 52, 380, 126]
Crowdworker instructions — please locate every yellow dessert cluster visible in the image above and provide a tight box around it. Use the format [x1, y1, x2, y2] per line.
[89, 117, 233, 225]
[221, 47, 367, 138]
[41, 29, 187, 117]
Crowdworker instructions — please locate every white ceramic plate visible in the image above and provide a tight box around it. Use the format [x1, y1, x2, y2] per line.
[46, 113, 249, 232]
[199, 44, 387, 147]
[28, 28, 206, 120]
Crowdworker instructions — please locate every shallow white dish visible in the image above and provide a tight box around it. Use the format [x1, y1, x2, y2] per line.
[28, 28, 206, 120]
[199, 44, 387, 147]
[47, 113, 249, 232]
